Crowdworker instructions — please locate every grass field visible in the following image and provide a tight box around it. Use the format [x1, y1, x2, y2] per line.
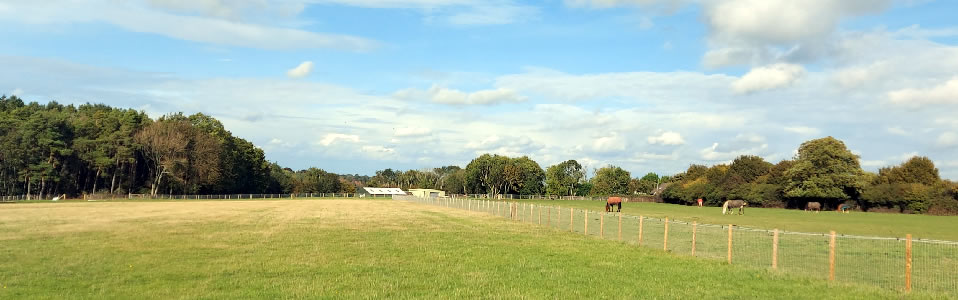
[0, 199, 941, 299]
[499, 199, 958, 241]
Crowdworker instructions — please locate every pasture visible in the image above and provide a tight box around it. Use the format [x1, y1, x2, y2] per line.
[0, 199, 928, 299]
[506, 199, 958, 240]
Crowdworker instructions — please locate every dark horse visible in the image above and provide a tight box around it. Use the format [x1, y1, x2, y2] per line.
[606, 197, 622, 212]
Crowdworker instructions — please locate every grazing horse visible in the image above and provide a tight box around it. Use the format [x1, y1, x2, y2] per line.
[606, 197, 622, 212]
[805, 202, 821, 212]
[722, 200, 747, 215]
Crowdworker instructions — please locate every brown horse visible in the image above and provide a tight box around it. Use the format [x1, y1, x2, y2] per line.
[805, 202, 821, 212]
[606, 197, 622, 212]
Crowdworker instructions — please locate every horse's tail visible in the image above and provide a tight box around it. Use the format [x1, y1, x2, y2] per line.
[721, 201, 729, 214]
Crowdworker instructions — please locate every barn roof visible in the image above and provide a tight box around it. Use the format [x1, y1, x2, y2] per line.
[362, 187, 406, 195]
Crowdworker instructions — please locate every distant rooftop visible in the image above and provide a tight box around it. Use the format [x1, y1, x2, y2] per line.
[362, 187, 406, 195]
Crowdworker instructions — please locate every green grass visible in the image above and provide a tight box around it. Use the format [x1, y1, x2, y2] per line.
[0, 199, 945, 299]
[495, 199, 958, 240]
[432, 197, 958, 295]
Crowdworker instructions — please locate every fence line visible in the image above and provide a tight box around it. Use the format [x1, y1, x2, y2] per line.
[395, 195, 958, 295]
[0, 193, 399, 202]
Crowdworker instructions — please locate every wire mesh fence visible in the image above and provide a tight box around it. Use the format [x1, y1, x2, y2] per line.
[396, 195, 958, 295]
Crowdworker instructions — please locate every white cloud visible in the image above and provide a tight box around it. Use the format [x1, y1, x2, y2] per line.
[732, 63, 805, 94]
[286, 61, 314, 79]
[647, 131, 685, 145]
[394, 127, 432, 137]
[888, 78, 958, 107]
[496, 68, 736, 102]
[705, 0, 888, 46]
[784, 126, 820, 136]
[0, 1, 377, 51]
[10, 88, 23, 96]
[394, 85, 527, 105]
[593, 134, 627, 153]
[699, 142, 769, 161]
[318, 133, 360, 146]
[938, 132, 958, 147]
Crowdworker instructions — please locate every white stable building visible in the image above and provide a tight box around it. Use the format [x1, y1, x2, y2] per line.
[408, 189, 446, 198]
[358, 187, 407, 198]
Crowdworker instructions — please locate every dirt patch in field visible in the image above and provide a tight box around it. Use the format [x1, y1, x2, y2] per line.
[0, 199, 498, 240]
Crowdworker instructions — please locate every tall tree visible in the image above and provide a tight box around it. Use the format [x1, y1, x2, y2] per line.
[590, 165, 631, 195]
[545, 160, 584, 196]
[784, 137, 866, 208]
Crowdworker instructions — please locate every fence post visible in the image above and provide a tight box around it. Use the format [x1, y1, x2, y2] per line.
[905, 234, 912, 292]
[538, 205, 541, 225]
[728, 224, 733, 264]
[664, 218, 669, 251]
[584, 210, 589, 235]
[497, 201, 501, 216]
[548, 206, 552, 227]
[772, 229, 779, 270]
[829, 231, 836, 282]
[569, 208, 573, 232]
[600, 213, 604, 238]
[692, 221, 697, 256]
[618, 214, 623, 241]
[638, 216, 644, 245]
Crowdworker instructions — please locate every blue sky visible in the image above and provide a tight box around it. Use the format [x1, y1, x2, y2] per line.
[2, 0, 958, 179]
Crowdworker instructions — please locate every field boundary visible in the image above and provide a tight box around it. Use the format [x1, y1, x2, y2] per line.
[394, 195, 958, 294]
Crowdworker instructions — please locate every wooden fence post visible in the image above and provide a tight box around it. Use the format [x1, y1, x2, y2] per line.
[584, 210, 589, 235]
[692, 221, 697, 256]
[497, 201, 501, 217]
[600, 213, 604, 238]
[727, 224, 733, 264]
[538, 205, 541, 225]
[905, 234, 912, 292]
[829, 231, 836, 282]
[638, 216, 644, 245]
[663, 218, 669, 251]
[772, 229, 779, 270]
[569, 208, 574, 232]
[618, 214, 623, 241]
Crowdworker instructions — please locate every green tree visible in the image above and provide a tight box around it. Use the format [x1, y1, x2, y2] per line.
[590, 165, 631, 195]
[545, 160, 584, 196]
[784, 137, 866, 208]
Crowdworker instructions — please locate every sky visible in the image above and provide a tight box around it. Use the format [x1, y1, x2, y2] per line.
[2, 0, 958, 179]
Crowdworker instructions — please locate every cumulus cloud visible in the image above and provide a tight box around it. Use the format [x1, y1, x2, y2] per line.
[647, 131, 685, 145]
[318, 133, 360, 146]
[393, 85, 527, 105]
[888, 78, 958, 107]
[705, 0, 888, 46]
[286, 61, 314, 79]
[732, 63, 805, 94]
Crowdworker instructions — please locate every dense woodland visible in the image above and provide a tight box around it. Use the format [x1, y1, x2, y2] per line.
[3, 97, 957, 214]
[0, 96, 360, 197]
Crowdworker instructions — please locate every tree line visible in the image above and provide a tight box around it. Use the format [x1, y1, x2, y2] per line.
[4, 97, 956, 214]
[660, 137, 958, 215]
[0, 96, 359, 198]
